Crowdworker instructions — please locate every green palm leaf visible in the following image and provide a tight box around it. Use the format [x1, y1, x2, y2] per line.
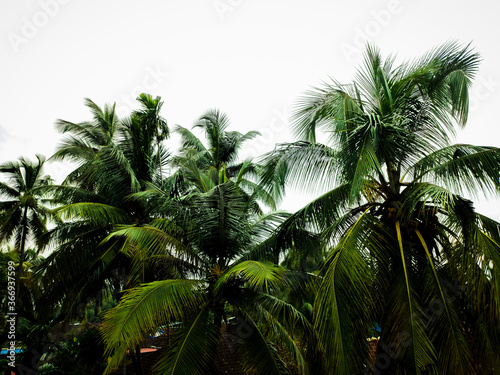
[102, 279, 204, 374]
[259, 141, 338, 201]
[153, 303, 220, 375]
[216, 261, 285, 294]
[53, 202, 131, 226]
[413, 144, 500, 197]
[313, 210, 374, 375]
[237, 306, 289, 375]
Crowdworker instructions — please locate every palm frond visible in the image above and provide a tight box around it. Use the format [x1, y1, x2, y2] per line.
[259, 141, 338, 201]
[412, 144, 500, 197]
[415, 229, 473, 375]
[54, 202, 131, 226]
[252, 297, 311, 375]
[0, 182, 20, 199]
[152, 303, 220, 375]
[102, 279, 204, 374]
[104, 224, 198, 263]
[394, 221, 436, 374]
[216, 261, 285, 294]
[291, 80, 364, 142]
[237, 306, 289, 375]
[313, 210, 374, 375]
[175, 125, 206, 152]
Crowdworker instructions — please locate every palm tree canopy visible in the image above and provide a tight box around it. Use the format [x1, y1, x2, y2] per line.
[0, 154, 53, 251]
[36, 94, 171, 322]
[101, 180, 312, 374]
[261, 42, 500, 374]
[98, 107, 320, 373]
[0, 154, 55, 311]
[173, 109, 274, 212]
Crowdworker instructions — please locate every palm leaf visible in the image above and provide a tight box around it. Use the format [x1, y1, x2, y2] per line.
[415, 229, 473, 375]
[153, 303, 220, 375]
[394, 221, 436, 373]
[237, 306, 289, 375]
[102, 279, 204, 374]
[412, 144, 500, 197]
[216, 261, 285, 294]
[259, 141, 338, 201]
[53, 202, 131, 225]
[313, 209, 374, 375]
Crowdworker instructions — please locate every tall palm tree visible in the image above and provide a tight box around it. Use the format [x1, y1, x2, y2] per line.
[0, 155, 53, 305]
[261, 42, 500, 374]
[51, 98, 122, 192]
[51, 93, 167, 204]
[100, 110, 319, 374]
[101, 181, 312, 375]
[38, 94, 170, 321]
[128, 93, 170, 182]
[33, 94, 171, 374]
[173, 108, 275, 211]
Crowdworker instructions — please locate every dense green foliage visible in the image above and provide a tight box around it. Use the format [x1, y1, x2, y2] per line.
[261, 42, 500, 374]
[0, 43, 499, 375]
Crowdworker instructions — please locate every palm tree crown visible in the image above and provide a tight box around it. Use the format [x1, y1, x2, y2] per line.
[0, 155, 53, 303]
[100, 112, 311, 374]
[262, 42, 500, 374]
[37, 94, 170, 322]
[172, 109, 275, 211]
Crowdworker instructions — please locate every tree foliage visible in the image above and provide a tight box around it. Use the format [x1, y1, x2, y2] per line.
[262, 42, 500, 374]
[0, 42, 499, 375]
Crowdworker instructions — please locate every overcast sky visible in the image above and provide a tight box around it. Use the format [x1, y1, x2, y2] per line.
[1, 0, 499, 219]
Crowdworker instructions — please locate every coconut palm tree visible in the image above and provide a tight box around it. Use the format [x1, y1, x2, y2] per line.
[0, 155, 53, 305]
[51, 98, 121, 192]
[100, 110, 321, 374]
[37, 94, 170, 321]
[51, 94, 168, 205]
[172, 108, 275, 212]
[128, 93, 170, 181]
[31, 94, 172, 374]
[261, 42, 500, 374]
[101, 180, 312, 375]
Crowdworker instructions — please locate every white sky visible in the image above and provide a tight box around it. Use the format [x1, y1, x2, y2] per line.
[1, 0, 499, 220]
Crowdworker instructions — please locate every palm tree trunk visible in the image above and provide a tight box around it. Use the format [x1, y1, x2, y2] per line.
[157, 142, 163, 182]
[15, 206, 28, 304]
[14, 206, 28, 329]
[211, 306, 224, 375]
[130, 346, 143, 375]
